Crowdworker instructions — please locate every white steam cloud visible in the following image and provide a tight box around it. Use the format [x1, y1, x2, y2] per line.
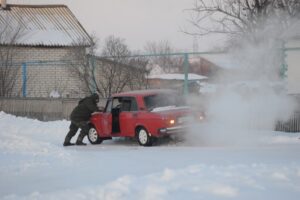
[184, 16, 300, 146]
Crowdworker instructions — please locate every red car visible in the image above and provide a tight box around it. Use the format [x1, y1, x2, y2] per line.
[87, 89, 204, 146]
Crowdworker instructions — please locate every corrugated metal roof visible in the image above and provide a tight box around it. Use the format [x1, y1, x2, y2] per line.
[0, 4, 92, 47]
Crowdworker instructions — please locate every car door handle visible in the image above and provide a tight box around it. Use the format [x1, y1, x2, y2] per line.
[133, 113, 138, 117]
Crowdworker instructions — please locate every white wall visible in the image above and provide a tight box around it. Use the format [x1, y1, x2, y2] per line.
[286, 39, 300, 95]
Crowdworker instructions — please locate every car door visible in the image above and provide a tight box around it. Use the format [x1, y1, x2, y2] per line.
[111, 97, 123, 134]
[101, 99, 112, 136]
[119, 97, 139, 137]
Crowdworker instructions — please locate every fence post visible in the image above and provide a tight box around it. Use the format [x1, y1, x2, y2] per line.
[91, 55, 96, 93]
[280, 41, 288, 79]
[88, 55, 96, 93]
[22, 62, 27, 97]
[183, 53, 189, 96]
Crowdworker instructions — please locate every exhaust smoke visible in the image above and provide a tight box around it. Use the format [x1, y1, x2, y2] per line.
[184, 17, 300, 146]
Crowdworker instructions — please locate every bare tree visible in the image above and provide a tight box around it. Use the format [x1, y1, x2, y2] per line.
[68, 35, 149, 98]
[66, 35, 98, 97]
[95, 36, 149, 97]
[127, 57, 149, 90]
[0, 15, 25, 97]
[98, 36, 131, 97]
[186, 0, 300, 42]
[144, 40, 183, 73]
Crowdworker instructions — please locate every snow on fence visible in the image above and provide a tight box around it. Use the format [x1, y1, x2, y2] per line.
[0, 97, 107, 121]
[275, 111, 300, 132]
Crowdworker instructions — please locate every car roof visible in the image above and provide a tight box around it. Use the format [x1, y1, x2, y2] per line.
[112, 89, 176, 98]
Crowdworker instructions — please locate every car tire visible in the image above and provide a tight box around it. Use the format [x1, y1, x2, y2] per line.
[136, 127, 153, 146]
[87, 126, 103, 145]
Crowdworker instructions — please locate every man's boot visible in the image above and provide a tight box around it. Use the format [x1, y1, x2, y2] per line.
[63, 123, 78, 147]
[63, 134, 75, 146]
[76, 132, 87, 145]
[63, 141, 75, 146]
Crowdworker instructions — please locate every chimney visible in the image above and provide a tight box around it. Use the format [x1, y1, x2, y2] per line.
[1, 0, 7, 9]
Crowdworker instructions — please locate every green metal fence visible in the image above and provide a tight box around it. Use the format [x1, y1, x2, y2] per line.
[1, 50, 299, 133]
[100, 51, 225, 96]
[1, 51, 226, 98]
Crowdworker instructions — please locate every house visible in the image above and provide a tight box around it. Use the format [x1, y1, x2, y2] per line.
[146, 54, 227, 94]
[0, 2, 92, 98]
[147, 73, 208, 94]
[189, 56, 222, 77]
[285, 37, 300, 96]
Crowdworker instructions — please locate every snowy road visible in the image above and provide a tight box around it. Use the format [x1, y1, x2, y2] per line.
[0, 112, 300, 200]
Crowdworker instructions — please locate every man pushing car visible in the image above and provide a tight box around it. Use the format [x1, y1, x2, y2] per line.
[63, 93, 100, 146]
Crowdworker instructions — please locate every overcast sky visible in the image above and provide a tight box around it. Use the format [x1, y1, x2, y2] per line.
[7, 0, 225, 52]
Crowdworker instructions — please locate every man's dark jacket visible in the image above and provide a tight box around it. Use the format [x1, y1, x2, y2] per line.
[70, 94, 99, 122]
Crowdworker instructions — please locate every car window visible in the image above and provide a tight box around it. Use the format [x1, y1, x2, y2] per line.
[121, 97, 138, 112]
[104, 98, 122, 113]
[144, 93, 185, 111]
[109, 97, 137, 112]
[112, 97, 122, 109]
[104, 99, 112, 113]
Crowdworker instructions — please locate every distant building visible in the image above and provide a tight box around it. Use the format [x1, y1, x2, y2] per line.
[285, 37, 300, 95]
[147, 73, 208, 94]
[146, 54, 227, 93]
[189, 56, 222, 77]
[0, 3, 92, 98]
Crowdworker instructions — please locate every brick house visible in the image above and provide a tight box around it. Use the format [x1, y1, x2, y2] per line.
[189, 56, 221, 77]
[0, 3, 92, 98]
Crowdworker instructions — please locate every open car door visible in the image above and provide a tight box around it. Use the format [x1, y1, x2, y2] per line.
[119, 97, 139, 137]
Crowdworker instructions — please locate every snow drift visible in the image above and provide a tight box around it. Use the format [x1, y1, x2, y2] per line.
[0, 112, 300, 200]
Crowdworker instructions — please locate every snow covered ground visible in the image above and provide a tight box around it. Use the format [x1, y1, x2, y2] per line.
[0, 111, 300, 200]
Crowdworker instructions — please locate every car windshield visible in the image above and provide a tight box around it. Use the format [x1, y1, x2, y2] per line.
[144, 93, 185, 111]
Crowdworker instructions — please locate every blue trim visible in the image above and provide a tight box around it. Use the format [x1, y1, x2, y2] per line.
[284, 47, 300, 51]
[91, 56, 96, 93]
[22, 63, 27, 97]
[183, 53, 189, 96]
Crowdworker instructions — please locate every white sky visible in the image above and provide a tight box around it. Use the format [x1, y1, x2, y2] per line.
[7, 0, 225, 52]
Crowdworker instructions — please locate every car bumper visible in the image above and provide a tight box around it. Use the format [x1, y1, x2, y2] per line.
[158, 126, 187, 135]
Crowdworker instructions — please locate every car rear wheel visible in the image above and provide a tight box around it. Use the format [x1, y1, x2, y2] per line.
[87, 126, 103, 144]
[137, 127, 153, 146]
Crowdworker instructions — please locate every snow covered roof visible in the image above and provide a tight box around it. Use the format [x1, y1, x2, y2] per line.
[0, 4, 92, 47]
[148, 73, 208, 81]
